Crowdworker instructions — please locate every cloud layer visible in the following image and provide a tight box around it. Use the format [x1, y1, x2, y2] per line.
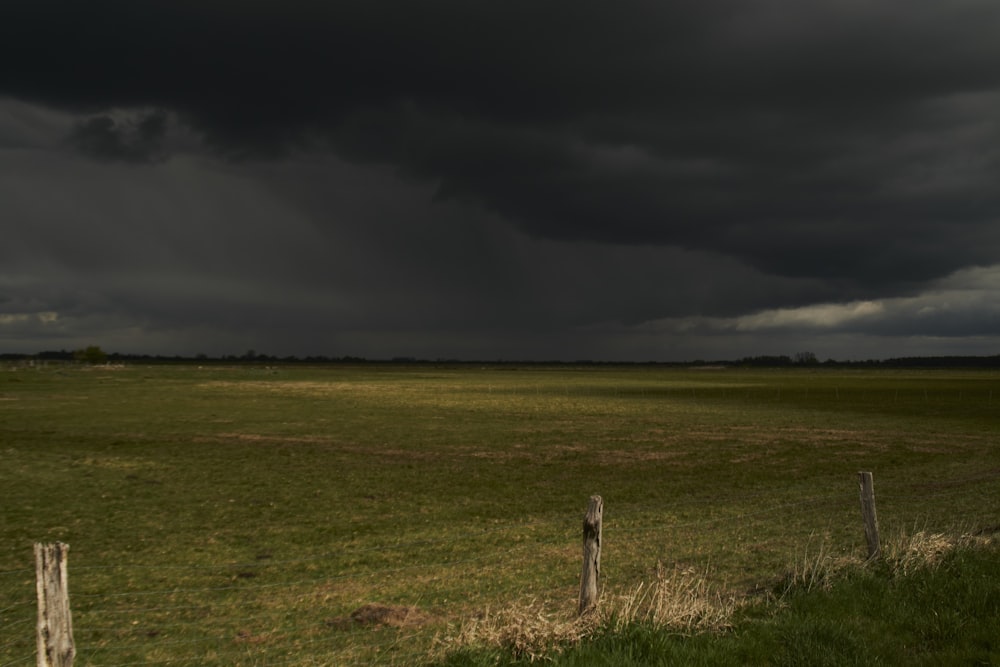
[2, 2, 999, 359]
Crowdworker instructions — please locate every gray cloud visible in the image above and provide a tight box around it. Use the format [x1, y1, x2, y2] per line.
[68, 109, 169, 163]
[2, 2, 1000, 359]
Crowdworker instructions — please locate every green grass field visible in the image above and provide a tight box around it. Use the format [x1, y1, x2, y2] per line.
[2, 363, 999, 665]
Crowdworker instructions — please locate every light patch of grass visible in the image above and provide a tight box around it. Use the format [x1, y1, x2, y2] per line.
[434, 564, 737, 662]
[881, 527, 996, 576]
[436, 598, 593, 663]
[601, 562, 738, 634]
[777, 528, 996, 599]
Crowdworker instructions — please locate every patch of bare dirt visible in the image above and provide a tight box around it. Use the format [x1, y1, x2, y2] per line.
[326, 603, 432, 630]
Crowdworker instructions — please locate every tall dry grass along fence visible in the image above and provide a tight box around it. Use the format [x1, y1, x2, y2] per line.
[10, 470, 996, 667]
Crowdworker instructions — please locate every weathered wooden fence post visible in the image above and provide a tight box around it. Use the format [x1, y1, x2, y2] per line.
[35, 542, 75, 667]
[858, 472, 881, 560]
[579, 495, 603, 615]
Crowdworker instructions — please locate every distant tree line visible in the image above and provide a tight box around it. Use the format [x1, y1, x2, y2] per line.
[2, 349, 999, 368]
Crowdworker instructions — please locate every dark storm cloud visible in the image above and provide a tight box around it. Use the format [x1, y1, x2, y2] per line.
[3, 1, 1000, 360]
[4, 0, 1000, 298]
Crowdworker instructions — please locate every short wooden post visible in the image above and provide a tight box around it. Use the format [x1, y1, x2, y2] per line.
[579, 495, 603, 615]
[858, 472, 881, 560]
[35, 543, 75, 667]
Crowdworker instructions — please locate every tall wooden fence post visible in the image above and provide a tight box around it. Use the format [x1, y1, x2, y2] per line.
[858, 472, 881, 560]
[579, 495, 603, 615]
[35, 542, 75, 667]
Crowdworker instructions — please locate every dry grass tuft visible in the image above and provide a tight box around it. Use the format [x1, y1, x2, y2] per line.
[881, 529, 972, 576]
[434, 566, 738, 662]
[435, 597, 594, 662]
[780, 529, 999, 595]
[781, 536, 861, 594]
[603, 563, 738, 633]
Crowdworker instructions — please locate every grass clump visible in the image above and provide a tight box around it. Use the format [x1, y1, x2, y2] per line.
[433, 565, 738, 664]
[432, 535, 1000, 666]
[602, 563, 738, 635]
[777, 535, 861, 595]
[882, 528, 967, 576]
[777, 527, 994, 597]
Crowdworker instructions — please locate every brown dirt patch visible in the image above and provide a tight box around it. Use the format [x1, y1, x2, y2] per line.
[326, 603, 432, 630]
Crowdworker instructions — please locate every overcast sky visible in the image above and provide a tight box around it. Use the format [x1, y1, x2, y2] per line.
[2, 1, 1000, 361]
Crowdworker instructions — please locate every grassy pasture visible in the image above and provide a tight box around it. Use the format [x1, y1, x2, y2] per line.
[1, 363, 999, 665]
